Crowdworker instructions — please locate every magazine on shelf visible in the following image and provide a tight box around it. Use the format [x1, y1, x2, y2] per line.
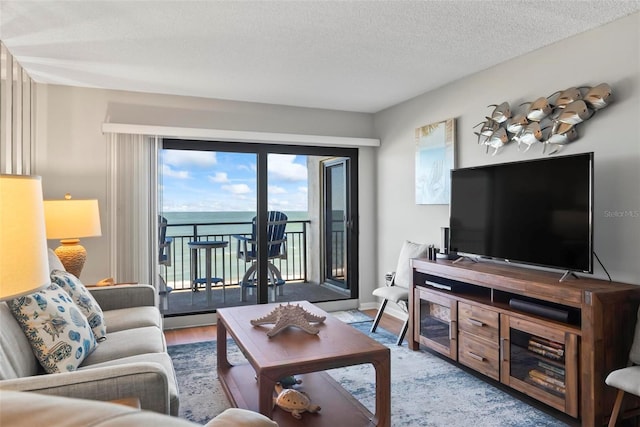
[530, 336, 564, 349]
[528, 344, 564, 361]
[529, 369, 565, 388]
[528, 338, 564, 357]
[538, 360, 565, 376]
[526, 374, 566, 395]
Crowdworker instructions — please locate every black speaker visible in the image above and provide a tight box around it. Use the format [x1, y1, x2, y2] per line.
[441, 227, 450, 254]
[509, 299, 570, 323]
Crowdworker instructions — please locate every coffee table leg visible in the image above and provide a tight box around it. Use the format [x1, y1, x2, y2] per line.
[216, 319, 230, 371]
[257, 374, 277, 418]
[374, 354, 391, 427]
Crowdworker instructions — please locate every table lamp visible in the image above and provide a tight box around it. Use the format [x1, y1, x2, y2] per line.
[0, 175, 50, 300]
[44, 194, 102, 278]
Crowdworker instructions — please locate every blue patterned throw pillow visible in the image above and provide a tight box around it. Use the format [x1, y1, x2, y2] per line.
[50, 269, 107, 342]
[8, 283, 98, 373]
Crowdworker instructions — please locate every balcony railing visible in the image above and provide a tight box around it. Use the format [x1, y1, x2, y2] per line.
[161, 220, 309, 291]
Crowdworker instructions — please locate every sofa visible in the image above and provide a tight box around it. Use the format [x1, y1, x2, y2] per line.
[0, 390, 278, 427]
[0, 278, 180, 416]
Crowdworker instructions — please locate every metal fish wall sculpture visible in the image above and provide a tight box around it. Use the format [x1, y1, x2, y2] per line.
[549, 87, 583, 109]
[520, 97, 553, 122]
[488, 102, 511, 123]
[484, 128, 509, 156]
[584, 83, 612, 110]
[476, 82, 611, 155]
[514, 122, 544, 152]
[474, 119, 500, 145]
[506, 113, 528, 136]
[556, 100, 591, 125]
[543, 122, 579, 155]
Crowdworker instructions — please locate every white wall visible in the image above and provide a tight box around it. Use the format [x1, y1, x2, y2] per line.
[34, 86, 377, 294]
[372, 12, 640, 307]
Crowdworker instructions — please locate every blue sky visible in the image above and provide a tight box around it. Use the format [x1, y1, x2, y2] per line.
[160, 150, 308, 212]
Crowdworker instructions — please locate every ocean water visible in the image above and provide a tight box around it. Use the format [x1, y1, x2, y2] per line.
[162, 211, 308, 236]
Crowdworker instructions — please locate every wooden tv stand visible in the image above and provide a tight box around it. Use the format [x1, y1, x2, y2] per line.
[408, 258, 640, 427]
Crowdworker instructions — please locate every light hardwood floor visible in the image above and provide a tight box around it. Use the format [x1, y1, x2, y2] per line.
[164, 309, 404, 346]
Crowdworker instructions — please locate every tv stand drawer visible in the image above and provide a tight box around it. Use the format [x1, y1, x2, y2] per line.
[458, 331, 499, 381]
[458, 302, 499, 342]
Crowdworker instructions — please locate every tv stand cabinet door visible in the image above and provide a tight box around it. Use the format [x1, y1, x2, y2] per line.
[414, 287, 457, 360]
[500, 314, 579, 418]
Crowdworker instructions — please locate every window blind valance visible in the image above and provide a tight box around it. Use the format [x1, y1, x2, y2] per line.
[102, 123, 379, 148]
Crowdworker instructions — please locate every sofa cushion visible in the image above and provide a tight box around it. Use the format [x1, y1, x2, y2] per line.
[205, 408, 279, 427]
[80, 352, 180, 414]
[0, 302, 39, 379]
[0, 390, 277, 427]
[103, 306, 162, 333]
[81, 326, 165, 366]
[8, 283, 97, 373]
[51, 269, 107, 342]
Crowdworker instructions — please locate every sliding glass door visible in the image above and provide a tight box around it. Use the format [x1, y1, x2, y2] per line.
[159, 139, 358, 316]
[159, 148, 258, 313]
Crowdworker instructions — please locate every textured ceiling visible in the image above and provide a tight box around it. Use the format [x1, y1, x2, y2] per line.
[1, 1, 638, 113]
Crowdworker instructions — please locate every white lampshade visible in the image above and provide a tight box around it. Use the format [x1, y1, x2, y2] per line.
[0, 175, 50, 300]
[44, 196, 101, 278]
[44, 198, 102, 240]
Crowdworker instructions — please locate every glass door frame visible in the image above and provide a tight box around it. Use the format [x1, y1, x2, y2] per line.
[163, 138, 360, 304]
[322, 157, 349, 289]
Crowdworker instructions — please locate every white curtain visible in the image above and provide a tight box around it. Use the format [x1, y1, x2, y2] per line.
[106, 133, 159, 286]
[0, 42, 35, 175]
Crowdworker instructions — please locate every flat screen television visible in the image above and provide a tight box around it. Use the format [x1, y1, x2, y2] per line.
[449, 152, 593, 274]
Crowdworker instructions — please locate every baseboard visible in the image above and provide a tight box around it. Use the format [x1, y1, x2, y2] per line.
[163, 299, 362, 330]
[163, 312, 217, 330]
[360, 301, 407, 322]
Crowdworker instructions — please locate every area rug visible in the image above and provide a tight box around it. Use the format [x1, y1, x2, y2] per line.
[168, 315, 569, 426]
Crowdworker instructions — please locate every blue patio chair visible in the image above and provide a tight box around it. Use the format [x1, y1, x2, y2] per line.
[158, 215, 173, 267]
[158, 215, 173, 310]
[234, 211, 288, 301]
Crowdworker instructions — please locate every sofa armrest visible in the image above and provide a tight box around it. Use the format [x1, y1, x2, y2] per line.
[89, 284, 157, 310]
[0, 362, 171, 414]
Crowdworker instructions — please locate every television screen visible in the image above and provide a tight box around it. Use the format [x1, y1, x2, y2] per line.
[449, 153, 593, 273]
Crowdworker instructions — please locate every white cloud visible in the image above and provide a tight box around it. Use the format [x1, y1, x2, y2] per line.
[269, 185, 287, 194]
[209, 172, 229, 183]
[222, 184, 251, 194]
[298, 186, 308, 194]
[162, 164, 190, 179]
[238, 163, 256, 173]
[268, 154, 307, 182]
[269, 199, 290, 210]
[163, 150, 217, 167]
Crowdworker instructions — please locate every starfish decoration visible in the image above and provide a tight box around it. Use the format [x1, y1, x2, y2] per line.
[251, 303, 326, 337]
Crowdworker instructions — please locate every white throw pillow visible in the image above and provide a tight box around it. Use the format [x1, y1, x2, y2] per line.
[393, 240, 430, 289]
[8, 283, 97, 373]
[48, 248, 66, 273]
[50, 269, 107, 342]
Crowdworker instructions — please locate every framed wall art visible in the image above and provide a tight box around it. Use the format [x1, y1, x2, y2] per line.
[415, 118, 455, 205]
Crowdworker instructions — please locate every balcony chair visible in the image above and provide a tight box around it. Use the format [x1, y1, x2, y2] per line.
[233, 211, 288, 301]
[371, 240, 429, 345]
[605, 306, 640, 427]
[159, 215, 173, 267]
[158, 215, 173, 310]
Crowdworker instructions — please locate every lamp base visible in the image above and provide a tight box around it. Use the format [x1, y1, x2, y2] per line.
[54, 239, 86, 278]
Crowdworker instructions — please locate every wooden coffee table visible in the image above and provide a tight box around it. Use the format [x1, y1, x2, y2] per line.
[217, 301, 391, 427]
